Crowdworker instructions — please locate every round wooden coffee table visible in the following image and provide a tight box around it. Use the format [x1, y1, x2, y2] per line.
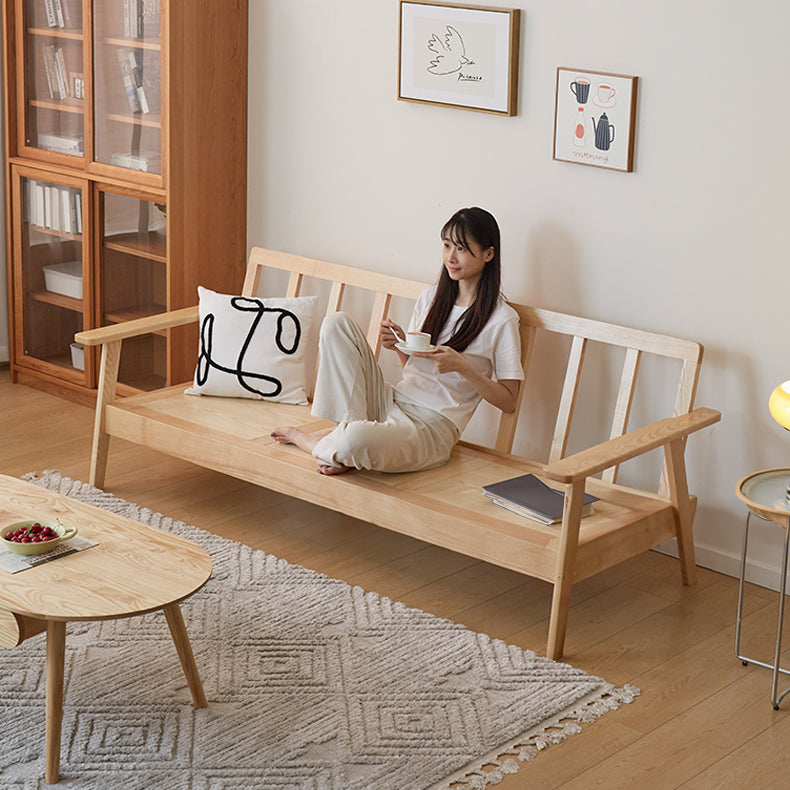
[0, 474, 212, 784]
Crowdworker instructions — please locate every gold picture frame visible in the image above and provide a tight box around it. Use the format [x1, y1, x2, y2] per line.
[398, 1, 521, 116]
[553, 67, 638, 172]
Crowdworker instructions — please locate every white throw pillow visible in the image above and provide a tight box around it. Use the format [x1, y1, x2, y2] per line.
[185, 287, 319, 404]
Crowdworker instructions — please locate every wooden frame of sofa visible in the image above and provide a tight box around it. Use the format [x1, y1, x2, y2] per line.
[75, 247, 721, 659]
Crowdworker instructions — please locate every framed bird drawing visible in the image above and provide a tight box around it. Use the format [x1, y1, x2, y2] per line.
[398, 1, 520, 116]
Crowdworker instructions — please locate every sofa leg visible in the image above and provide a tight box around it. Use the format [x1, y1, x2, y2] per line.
[546, 479, 586, 659]
[664, 438, 698, 586]
[547, 582, 571, 660]
[90, 341, 121, 489]
[90, 431, 110, 490]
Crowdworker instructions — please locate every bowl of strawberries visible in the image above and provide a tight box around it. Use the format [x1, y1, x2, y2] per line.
[1, 519, 78, 555]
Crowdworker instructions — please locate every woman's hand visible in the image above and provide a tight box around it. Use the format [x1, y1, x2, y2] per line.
[413, 345, 468, 375]
[380, 320, 408, 365]
[414, 346, 520, 413]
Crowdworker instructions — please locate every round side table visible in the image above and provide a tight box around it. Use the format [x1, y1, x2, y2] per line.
[735, 468, 790, 709]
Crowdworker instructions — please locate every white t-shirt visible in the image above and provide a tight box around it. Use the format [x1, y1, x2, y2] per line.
[394, 286, 524, 432]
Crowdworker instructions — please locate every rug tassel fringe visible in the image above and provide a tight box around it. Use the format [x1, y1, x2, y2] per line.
[436, 683, 640, 790]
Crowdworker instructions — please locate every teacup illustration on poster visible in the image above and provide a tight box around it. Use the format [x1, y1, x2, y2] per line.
[594, 82, 617, 107]
[553, 67, 638, 172]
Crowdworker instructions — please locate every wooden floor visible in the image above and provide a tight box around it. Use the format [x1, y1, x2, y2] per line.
[2, 368, 788, 789]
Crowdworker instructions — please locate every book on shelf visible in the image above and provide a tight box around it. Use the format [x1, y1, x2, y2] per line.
[34, 182, 45, 227]
[117, 48, 140, 111]
[41, 44, 54, 98]
[26, 179, 37, 225]
[109, 150, 161, 172]
[27, 181, 81, 233]
[70, 71, 84, 100]
[142, 0, 160, 36]
[41, 44, 70, 100]
[482, 473, 598, 525]
[53, 0, 64, 27]
[37, 132, 84, 155]
[54, 47, 69, 97]
[124, 0, 156, 38]
[74, 191, 82, 234]
[116, 48, 153, 114]
[43, 185, 55, 229]
[44, 0, 57, 27]
[123, 0, 134, 37]
[44, 0, 78, 29]
[60, 188, 78, 234]
[60, 188, 71, 234]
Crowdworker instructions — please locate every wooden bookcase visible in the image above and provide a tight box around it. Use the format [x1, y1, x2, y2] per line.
[2, 0, 248, 404]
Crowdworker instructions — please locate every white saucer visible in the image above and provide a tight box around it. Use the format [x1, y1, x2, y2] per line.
[593, 97, 617, 108]
[396, 341, 437, 355]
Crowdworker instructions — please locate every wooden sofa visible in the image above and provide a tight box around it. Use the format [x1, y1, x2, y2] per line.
[75, 247, 721, 659]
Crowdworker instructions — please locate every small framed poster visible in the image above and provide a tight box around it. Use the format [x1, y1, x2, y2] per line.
[553, 67, 638, 172]
[398, 1, 520, 116]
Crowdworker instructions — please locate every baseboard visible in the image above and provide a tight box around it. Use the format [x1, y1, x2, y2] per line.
[0, 345, 8, 364]
[655, 538, 785, 593]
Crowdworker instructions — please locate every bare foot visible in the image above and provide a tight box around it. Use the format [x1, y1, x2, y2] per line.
[318, 463, 351, 476]
[271, 427, 353, 475]
[270, 426, 332, 455]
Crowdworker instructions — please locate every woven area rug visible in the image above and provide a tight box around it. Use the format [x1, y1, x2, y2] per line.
[2, 471, 638, 790]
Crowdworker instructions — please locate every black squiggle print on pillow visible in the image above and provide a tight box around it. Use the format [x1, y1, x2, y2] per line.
[196, 296, 301, 398]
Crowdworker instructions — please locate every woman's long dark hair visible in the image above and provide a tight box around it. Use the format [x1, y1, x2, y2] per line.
[420, 206, 501, 352]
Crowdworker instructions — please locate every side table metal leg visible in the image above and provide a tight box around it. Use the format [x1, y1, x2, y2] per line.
[735, 512, 752, 664]
[163, 603, 207, 709]
[45, 620, 66, 784]
[771, 517, 790, 709]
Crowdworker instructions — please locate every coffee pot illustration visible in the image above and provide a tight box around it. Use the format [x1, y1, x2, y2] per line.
[591, 112, 615, 151]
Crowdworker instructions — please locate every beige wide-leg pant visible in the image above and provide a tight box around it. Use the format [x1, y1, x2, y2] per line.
[310, 312, 459, 472]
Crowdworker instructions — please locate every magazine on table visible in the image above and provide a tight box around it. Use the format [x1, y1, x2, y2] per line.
[0, 536, 98, 574]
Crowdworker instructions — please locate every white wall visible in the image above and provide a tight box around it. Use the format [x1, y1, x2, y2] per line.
[248, 0, 790, 590]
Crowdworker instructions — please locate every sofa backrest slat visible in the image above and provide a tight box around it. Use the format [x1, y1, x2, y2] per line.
[494, 321, 536, 454]
[602, 347, 642, 485]
[326, 281, 346, 317]
[286, 271, 303, 298]
[550, 335, 588, 465]
[368, 291, 392, 355]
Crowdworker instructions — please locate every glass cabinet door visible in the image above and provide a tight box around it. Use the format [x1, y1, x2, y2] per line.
[100, 190, 167, 389]
[14, 172, 89, 379]
[22, 0, 85, 156]
[93, 0, 162, 174]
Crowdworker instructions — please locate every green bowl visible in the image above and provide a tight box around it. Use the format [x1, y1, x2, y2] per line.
[0, 520, 78, 556]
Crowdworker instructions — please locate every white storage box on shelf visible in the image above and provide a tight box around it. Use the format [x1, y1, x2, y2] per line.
[69, 342, 84, 371]
[42, 261, 83, 299]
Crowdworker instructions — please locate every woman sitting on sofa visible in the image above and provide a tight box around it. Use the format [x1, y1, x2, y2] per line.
[272, 206, 523, 474]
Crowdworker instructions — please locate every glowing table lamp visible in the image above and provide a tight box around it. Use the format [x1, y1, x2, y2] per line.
[769, 381, 790, 431]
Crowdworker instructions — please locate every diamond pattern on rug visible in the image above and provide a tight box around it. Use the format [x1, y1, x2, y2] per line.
[0, 471, 639, 790]
[67, 705, 195, 767]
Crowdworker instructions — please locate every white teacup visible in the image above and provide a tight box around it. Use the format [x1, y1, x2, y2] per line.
[406, 331, 432, 351]
[597, 84, 615, 103]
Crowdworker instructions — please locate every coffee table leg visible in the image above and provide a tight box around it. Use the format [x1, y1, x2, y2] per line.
[162, 603, 207, 708]
[45, 620, 66, 784]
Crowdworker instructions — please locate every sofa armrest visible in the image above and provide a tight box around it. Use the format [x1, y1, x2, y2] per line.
[75, 306, 199, 347]
[541, 407, 721, 484]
